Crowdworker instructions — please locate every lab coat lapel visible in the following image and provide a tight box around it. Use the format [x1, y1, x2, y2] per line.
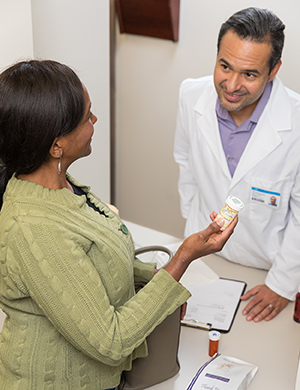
[194, 86, 232, 181]
[230, 78, 292, 190]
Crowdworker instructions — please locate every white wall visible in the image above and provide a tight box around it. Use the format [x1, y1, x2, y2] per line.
[0, 0, 34, 69]
[31, 0, 111, 202]
[115, 0, 300, 238]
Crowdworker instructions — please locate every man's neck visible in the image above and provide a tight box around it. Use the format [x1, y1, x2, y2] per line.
[229, 100, 259, 127]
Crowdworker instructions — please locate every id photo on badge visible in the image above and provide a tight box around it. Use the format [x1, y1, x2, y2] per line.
[268, 195, 278, 207]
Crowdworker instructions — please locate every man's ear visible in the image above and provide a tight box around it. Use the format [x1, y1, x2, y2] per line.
[268, 60, 282, 82]
[49, 137, 63, 159]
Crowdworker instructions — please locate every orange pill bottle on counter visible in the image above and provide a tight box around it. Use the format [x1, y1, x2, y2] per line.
[208, 331, 220, 357]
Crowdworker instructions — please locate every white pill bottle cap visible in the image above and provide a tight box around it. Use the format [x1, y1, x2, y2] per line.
[226, 195, 244, 212]
[209, 330, 221, 341]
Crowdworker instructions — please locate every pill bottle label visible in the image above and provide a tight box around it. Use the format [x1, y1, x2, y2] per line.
[215, 195, 244, 231]
[215, 205, 239, 231]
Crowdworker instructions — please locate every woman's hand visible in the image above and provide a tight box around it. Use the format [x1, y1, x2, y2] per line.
[177, 217, 236, 261]
[164, 215, 237, 281]
[210, 211, 218, 221]
[180, 302, 187, 320]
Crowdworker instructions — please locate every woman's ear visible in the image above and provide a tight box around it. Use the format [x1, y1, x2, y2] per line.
[49, 137, 63, 159]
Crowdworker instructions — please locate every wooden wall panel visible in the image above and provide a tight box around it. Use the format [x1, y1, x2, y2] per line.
[116, 0, 180, 42]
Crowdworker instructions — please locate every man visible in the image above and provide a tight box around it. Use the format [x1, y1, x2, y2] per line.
[174, 7, 300, 322]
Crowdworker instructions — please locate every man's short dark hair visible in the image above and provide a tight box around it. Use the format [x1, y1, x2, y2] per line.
[217, 7, 285, 73]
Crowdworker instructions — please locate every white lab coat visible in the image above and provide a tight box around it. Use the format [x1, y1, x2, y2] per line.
[174, 76, 300, 300]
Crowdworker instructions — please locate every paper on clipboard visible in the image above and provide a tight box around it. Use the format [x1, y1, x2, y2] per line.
[182, 278, 246, 332]
[180, 259, 219, 288]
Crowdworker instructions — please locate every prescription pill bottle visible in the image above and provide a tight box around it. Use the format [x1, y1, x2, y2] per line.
[215, 195, 244, 231]
[294, 285, 300, 323]
[209, 331, 220, 357]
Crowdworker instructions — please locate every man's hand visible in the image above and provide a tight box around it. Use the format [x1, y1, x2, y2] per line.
[240, 284, 289, 322]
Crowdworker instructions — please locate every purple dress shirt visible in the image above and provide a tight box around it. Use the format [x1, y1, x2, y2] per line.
[216, 81, 272, 177]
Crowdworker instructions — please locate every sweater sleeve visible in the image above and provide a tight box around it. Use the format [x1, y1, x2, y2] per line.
[7, 219, 191, 367]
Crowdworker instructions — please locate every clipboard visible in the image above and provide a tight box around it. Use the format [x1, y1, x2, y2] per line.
[181, 278, 247, 333]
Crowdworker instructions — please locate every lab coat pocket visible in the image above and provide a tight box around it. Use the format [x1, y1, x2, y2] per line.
[249, 176, 291, 221]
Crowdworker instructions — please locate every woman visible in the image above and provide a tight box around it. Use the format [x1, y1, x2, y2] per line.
[0, 60, 237, 390]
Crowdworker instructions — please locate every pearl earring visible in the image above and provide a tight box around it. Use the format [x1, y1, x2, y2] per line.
[58, 156, 62, 175]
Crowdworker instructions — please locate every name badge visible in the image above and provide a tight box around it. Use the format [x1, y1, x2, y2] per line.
[251, 187, 280, 208]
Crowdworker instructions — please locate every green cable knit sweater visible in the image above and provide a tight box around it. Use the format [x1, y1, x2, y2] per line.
[0, 175, 190, 390]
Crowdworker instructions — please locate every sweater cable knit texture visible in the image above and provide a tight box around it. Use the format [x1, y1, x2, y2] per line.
[0, 175, 191, 389]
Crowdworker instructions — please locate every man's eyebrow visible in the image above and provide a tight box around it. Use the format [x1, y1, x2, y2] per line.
[219, 58, 231, 68]
[219, 58, 261, 75]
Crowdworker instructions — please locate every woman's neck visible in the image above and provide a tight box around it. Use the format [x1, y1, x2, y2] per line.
[17, 164, 74, 193]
